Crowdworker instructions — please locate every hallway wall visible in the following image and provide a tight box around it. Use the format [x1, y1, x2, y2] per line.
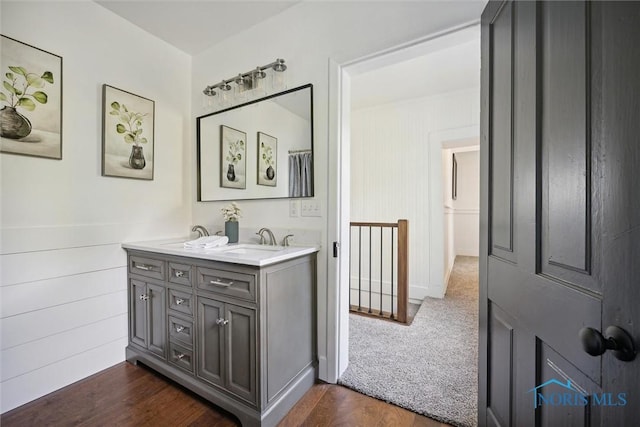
[350, 89, 479, 301]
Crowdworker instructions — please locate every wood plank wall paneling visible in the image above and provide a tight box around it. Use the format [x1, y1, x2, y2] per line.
[351, 89, 480, 299]
[0, 224, 132, 413]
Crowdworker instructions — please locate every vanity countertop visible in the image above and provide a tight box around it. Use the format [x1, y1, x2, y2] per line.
[122, 238, 320, 267]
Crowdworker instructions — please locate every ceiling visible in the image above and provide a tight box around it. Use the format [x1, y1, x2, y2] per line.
[95, 1, 300, 55]
[96, 1, 480, 111]
[351, 27, 480, 110]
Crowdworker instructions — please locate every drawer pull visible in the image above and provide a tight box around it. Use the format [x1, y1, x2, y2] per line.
[175, 298, 185, 305]
[135, 264, 152, 271]
[139, 294, 149, 301]
[210, 279, 234, 287]
[175, 325, 186, 333]
[175, 270, 185, 278]
[175, 353, 186, 360]
[216, 318, 229, 326]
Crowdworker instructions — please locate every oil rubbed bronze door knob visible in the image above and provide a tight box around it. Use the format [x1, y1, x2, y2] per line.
[579, 326, 636, 362]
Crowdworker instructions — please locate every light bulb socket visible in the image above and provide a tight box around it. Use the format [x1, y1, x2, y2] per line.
[273, 58, 287, 72]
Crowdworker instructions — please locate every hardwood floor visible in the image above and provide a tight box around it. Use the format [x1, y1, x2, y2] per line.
[1, 362, 450, 427]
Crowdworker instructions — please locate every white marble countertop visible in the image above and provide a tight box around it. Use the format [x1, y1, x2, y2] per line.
[122, 237, 320, 267]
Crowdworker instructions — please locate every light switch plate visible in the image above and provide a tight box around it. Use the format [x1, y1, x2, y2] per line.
[301, 200, 321, 217]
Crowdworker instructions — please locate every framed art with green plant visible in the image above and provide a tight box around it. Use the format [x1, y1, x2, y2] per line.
[102, 84, 155, 180]
[220, 125, 246, 189]
[257, 132, 277, 187]
[0, 35, 62, 159]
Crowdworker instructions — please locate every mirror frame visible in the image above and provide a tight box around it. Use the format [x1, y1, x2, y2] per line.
[196, 84, 314, 202]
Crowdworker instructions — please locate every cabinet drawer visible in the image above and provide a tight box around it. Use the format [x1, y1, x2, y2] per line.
[197, 267, 256, 302]
[169, 262, 192, 287]
[168, 341, 194, 373]
[129, 256, 165, 281]
[169, 315, 193, 346]
[168, 287, 194, 317]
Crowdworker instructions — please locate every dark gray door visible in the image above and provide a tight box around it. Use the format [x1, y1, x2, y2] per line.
[480, 1, 640, 426]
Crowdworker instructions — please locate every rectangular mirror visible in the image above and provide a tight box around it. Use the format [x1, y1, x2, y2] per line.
[197, 84, 314, 201]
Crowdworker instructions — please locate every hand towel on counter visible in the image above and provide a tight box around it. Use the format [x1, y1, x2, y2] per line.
[184, 235, 229, 249]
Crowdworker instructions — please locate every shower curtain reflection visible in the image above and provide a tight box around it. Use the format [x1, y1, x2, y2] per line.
[289, 151, 312, 197]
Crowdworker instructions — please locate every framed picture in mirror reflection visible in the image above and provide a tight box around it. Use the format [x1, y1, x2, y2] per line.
[258, 132, 277, 187]
[220, 125, 246, 189]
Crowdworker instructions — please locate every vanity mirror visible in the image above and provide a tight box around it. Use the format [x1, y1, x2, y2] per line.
[197, 84, 313, 201]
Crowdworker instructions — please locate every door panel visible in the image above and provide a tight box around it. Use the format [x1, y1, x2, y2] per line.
[197, 297, 225, 387]
[487, 304, 515, 427]
[489, 0, 515, 260]
[537, 342, 601, 427]
[540, 1, 596, 290]
[147, 283, 166, 357]
[480, 1, 640, 426]
[130, 279, 147, 349]
[225, 303, 257, 405]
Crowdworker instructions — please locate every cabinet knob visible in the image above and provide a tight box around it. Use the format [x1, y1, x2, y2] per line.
[139, 294, 149, 301]
[175, 298, 185, 305]
[175, 270, 184, 278]
[175, 325, 185, 333]
[216, 318, 229, 326]
[175, 353, 185, 360]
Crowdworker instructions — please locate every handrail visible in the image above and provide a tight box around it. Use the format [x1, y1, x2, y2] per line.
[349, 219, 409, 324]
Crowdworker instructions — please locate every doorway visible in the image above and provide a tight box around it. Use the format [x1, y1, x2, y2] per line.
[328, 23, 481, 426]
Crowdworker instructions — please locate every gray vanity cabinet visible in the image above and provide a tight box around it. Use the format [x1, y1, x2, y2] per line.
[124, 248, 317, 427]
[129, 279, 166, 358]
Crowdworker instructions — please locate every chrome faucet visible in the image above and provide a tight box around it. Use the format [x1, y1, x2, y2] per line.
[257, 228, 277, 246]
[191, 225, 209, 237]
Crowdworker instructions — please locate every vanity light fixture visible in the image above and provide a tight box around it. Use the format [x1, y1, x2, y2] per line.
[202, 58, 287, 108]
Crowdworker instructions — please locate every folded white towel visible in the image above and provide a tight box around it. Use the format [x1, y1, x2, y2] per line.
[184, 235, 229, 248]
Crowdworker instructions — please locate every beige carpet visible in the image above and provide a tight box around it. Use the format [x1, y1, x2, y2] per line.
[339, 256, 479, 427]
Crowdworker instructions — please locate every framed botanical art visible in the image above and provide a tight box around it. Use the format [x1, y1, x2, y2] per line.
[102, 84, 155, 180]
[220, 125, 246, 189]
[0, 35, 63, 159]
[257, 132, 277, 187]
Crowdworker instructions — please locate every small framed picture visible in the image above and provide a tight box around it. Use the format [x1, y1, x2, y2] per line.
[220, 125, 246, 189]
[257, 132, 277, 187]
[1, 35, 63, 159]
[102, 85, 155, 180]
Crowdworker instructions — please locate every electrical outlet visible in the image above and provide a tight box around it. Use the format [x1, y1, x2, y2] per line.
[289, 200, 300, 217]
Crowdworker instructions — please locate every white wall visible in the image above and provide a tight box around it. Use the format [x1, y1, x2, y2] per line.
[350, 90, 479, 302]
[190, 1, 484, 380]
[0, 1, 191, 413]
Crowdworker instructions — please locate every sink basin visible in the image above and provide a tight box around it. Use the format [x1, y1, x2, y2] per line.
[221, 244, 285, 255]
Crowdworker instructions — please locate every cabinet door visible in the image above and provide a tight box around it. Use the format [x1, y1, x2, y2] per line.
[147, 283, 166, 358]
[197, 297, 225, 388]
[225, 303, 257, 405]
[130, 279, 148, 349]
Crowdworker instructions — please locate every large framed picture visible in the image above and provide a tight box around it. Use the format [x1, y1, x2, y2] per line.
[220, 125, 246, 189]
[257, 132, 277, 187]
[102, 84, 155, 180]
[0, 35, 63, 159]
